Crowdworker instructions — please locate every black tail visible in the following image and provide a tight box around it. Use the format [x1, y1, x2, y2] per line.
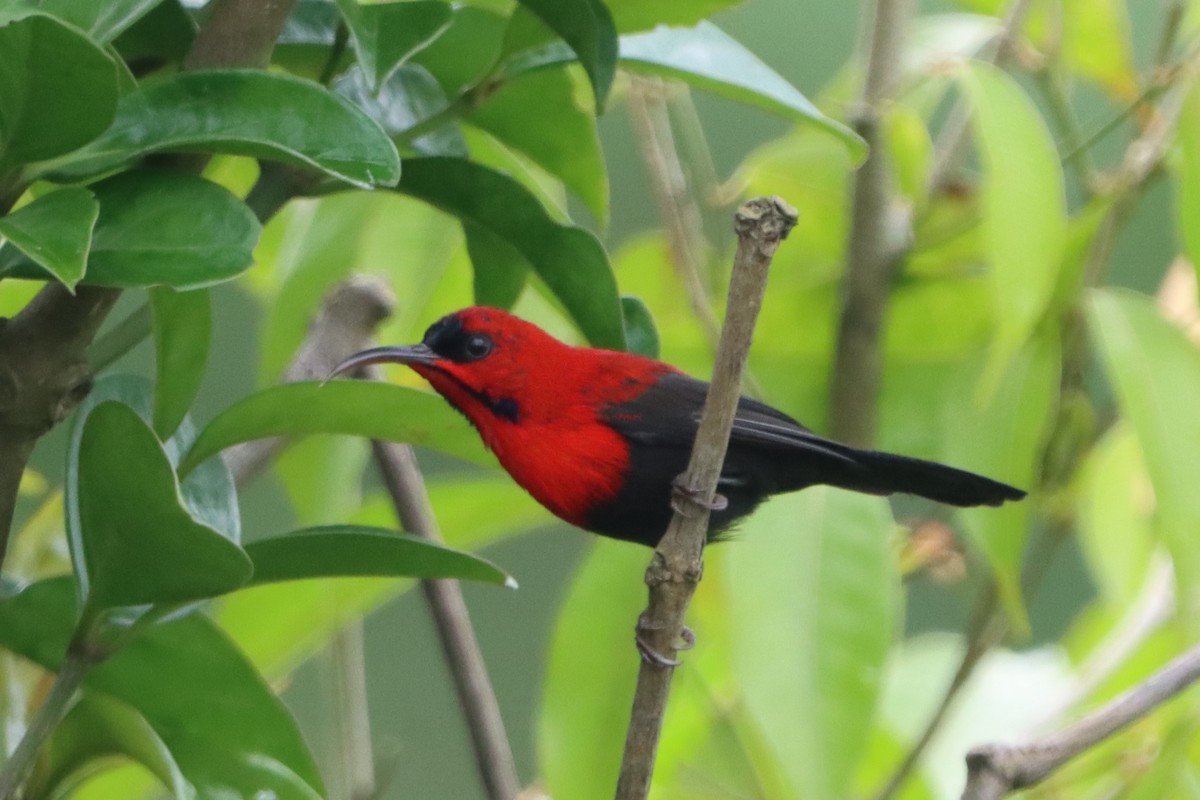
[813, 446, 1026, 507]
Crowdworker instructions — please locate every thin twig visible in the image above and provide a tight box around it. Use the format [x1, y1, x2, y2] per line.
[370, 440, 521, 800]
[329, 624, 376, 800]
[962, 642, 1200, 798]
[927, 0, 1037, 194]
[873, 582, 1005, 800]
[626, 83, 722, 348]
[828, 0, 912, 447]
[614, 197, 797, 800]
[0, 651, 90, 799]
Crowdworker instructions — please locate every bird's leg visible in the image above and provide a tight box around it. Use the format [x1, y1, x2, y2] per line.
[670, 478, 728, 517]
[635, 612, 696, 667]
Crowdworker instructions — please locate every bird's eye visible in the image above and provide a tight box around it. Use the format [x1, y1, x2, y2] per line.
[464, 334, 493, 360]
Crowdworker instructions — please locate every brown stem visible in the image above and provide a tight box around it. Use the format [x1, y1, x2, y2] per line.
[614, 197, 797, 800]
[0, 286, 120, 567]
[370, 441, 520, 800]
[827, 0, 912, 447]
[183, 0, 299, 70]
[961, 642, 1200, 798]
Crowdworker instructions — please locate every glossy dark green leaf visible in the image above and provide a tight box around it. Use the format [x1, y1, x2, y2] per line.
[0, 187, 97, 290]
[408, 5, 506, 96]
[467, 68, 608, 220]
[29, 694, 189, 800]
[34, 0, 164, 42]
[112, 0, 196, 65]
[511, 0, 616, 111]
[150, 287, 211, 439]
[65, 374, 240, 552]
[74, 402, 251, 612]
[336, 0, 453, 91]
[0, 171, 260, 288]
[466, 221, 528, 308]
[504, 22, 863, 155]
[396, 157, 626, 350]
[245, 526, 514, 587]
[0, 578, 324, 799]
[0, 12, 119, 167]
[152, 286, 213, 441]
[620, 296, 660, 358]
[44, 70, 401, 189]
[179, 381, 493, 477]
[336, 64, 466, 156]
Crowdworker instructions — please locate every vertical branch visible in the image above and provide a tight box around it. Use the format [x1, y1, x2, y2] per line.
[328, 624, 376, 800]
[827, 0, 912, 447]
[370, 441, 520, 800]
[614, 197, 797, 800]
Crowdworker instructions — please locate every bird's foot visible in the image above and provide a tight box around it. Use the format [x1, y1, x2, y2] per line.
[670, 480, 728, 517]
[635, 613, 695, 667]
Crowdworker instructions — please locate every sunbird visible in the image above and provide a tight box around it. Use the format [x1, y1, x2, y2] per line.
[330, 307, 1024, 547]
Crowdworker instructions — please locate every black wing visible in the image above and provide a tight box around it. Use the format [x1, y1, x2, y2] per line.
[605, 373, 1024, 512]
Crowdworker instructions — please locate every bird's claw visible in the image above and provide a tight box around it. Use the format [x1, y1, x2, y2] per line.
[635, 615, 696, 667]
[670, 480, 728, 517]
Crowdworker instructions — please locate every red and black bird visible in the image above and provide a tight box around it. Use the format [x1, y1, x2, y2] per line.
[331, 307, 1024, 547]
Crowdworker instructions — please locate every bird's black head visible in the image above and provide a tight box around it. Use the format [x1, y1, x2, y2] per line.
[423, 312, 495, 364]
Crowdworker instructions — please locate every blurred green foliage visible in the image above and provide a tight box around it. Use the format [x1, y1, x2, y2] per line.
[2, 0, 1200, 798]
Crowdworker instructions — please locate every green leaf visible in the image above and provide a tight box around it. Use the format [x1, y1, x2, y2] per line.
[605, 0, 748, 33]
[244, 525, 514, 587]
[943, 332, 1060, 632]
[726, 489, 898, 798]
[0, 12, 119, 168]
[957, 61, 1067, 394]
[179, 381, 493, 477]
[396, 157, 626, 350]
[112, 0, 196, 65]
[1175, 84, 1200, 273]
[511, 0, 616, 111]
[30, 694, 189, 800]
[0, 187, 97, 290]
[0, 577, 325, 799]
[150, 287, 211, 439]
[0, 171, 260, 289]
[467, 68, 608, 221]
[336, 0, 453, 91]
[505, 22, 863, 156]
[218, 476, 547, 680]
[621, 295, 660, 358]
[539, 542, 649, 795]
[43, 70, 401, 189]
[336, 63, 466, 156]
[1089, 289, 1200, 624]
[33, 0, 166, 42]
[466, 221, 529, 308]
[73, 402, 251, 613]
[1075, 422, 1154, 605]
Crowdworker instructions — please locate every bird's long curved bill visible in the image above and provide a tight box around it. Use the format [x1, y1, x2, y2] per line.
[325, 344, 438, 382]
